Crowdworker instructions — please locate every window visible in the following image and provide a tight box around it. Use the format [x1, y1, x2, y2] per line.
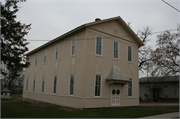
[113, 41, 119, 59]
[71, 37, 76, 56]
[26, 79, 28, 91]
[42, 77, 45, 93]
[128, 78, 133, 97]
[128, 45, 132, 62]
[55, 44, 59, 60]
[94, 74, 102, 97]
[35, 53, 38, 66]
[33, 78, 35, 92]
[44, 49, 47, 64]
[164, 83, 168, 88]
[53, 76, 57, 94]
[95, 36, 103, 56]
[69, 74, 75, 96]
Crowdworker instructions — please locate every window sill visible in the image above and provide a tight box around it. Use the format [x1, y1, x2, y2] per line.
[113, 58, 119, 60]
[128, 61, 133, 63]
[95, 54, 103, 57]
[71, 55, 76, 58]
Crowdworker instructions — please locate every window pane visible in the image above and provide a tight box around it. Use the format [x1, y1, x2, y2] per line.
[128, 46, 132, 61]
[128, 88, 132, 96]
[95, 74, 101, 96]
[70, 85, 73, 95]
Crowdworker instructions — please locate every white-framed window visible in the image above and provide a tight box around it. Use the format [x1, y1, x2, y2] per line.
[128, 45, 132, 62]
[71, 37, 76, 56]
[44, 49, 47, 64]
[94, 74, 102, 97]
[95, 35, 103, 56]
[33, 78, 35, 92]
[53, 76, 57, 94]
[28, 57, 30, 68]
[128, 78, 133, 97]
[26, 79, 28, 91]
[55, 44, 59, 60]
[69, 74, 75, 96]
[113, 41, 119, 59]
[35, 53, 38, 66]
[42, 77, 45, 93]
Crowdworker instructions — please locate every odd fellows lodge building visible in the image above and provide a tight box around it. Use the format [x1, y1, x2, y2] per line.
[22, 16, 144, 109]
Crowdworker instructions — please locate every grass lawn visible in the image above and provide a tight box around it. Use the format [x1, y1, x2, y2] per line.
[1, 95, 179, 118]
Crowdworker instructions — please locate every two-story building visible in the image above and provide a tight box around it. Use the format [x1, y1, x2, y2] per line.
[22, 16, 144, 109]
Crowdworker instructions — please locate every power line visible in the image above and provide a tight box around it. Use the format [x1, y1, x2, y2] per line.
[26, 28, 177, 41]
[162, 0, 180, 12]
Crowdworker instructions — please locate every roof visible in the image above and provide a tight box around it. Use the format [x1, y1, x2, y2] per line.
[1, 88, 11, 93]
[139, 75, 179, 83]
[106, 66, 131, 82]
[26, 16, 144, 56]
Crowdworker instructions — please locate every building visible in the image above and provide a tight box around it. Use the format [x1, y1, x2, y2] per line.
[22, 16, 144, 109]
[139, 75, 179, 100]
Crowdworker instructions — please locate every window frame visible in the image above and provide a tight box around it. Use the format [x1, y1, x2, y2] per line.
[69, 73, 75, 96]
[33, 78, 35, 92]
[28, 57, 30, 68]
[53, 76, 57, 94]
[44, 49, 47, 64]
[71, 37, 77, 57]
[127, 45, 133, 62]
[128, 78, 133, 97]
[94, 74, 102, 97]
[95, 35, 103, 56]
[42, 77, 45, 93]
[26, 79, 28, 91]
[35, 53, 38, 66]
[55, 44, 59, 61]
[113, 41, 119, 59]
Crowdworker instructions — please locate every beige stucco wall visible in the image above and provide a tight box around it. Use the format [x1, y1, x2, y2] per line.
[23, 30, 86, 109]
[83, 20, 139, 108]
[23, 20, 140, 109]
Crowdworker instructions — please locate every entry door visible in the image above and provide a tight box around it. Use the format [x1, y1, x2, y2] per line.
[111, 85, 120, 106]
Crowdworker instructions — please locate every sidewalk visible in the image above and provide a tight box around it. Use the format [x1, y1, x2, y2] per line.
[139, 112, 179, 118]
[140, 102, 179, 106]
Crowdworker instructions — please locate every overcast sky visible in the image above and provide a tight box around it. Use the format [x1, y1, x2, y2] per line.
[5, 0, 180, 77]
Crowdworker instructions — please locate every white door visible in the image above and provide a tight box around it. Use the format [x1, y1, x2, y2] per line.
[111, 85, 120, 106]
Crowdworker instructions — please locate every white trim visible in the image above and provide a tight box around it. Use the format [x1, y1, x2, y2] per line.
[69, 73, 75, 96]
[41, 77, 45, 93]
[71, 37, 77, 57]
[43, 49, 47, 64]
[113, 41, 119, 60]
[127, 45, 133, 63]
[94, 74, 102, 98]
[53, 76, 57, 95]
[55, 44, 59, 61]
[35, 53, 38, 66]
[95, 35, 103, 56]
[127, 78, 133, 98]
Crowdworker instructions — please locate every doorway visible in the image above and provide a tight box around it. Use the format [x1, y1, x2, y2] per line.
[111, 85, 120, 106]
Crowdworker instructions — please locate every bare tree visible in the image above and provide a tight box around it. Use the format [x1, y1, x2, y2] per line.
[137, 27, 152, 72]
[151, 24, 180, 76]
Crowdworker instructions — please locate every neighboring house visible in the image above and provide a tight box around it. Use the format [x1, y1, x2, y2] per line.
[22, 16, 144, 109]
[139, 75, 179, 100]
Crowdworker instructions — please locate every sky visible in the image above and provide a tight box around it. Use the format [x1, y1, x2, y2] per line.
[3, 0, 180, 77]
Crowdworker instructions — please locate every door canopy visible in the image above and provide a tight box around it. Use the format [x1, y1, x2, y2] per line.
[106, 66, 131, 85]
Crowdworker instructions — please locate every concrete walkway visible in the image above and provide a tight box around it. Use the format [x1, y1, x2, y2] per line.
[140, 103, 179, 106]
[139, 112, 179, 118]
